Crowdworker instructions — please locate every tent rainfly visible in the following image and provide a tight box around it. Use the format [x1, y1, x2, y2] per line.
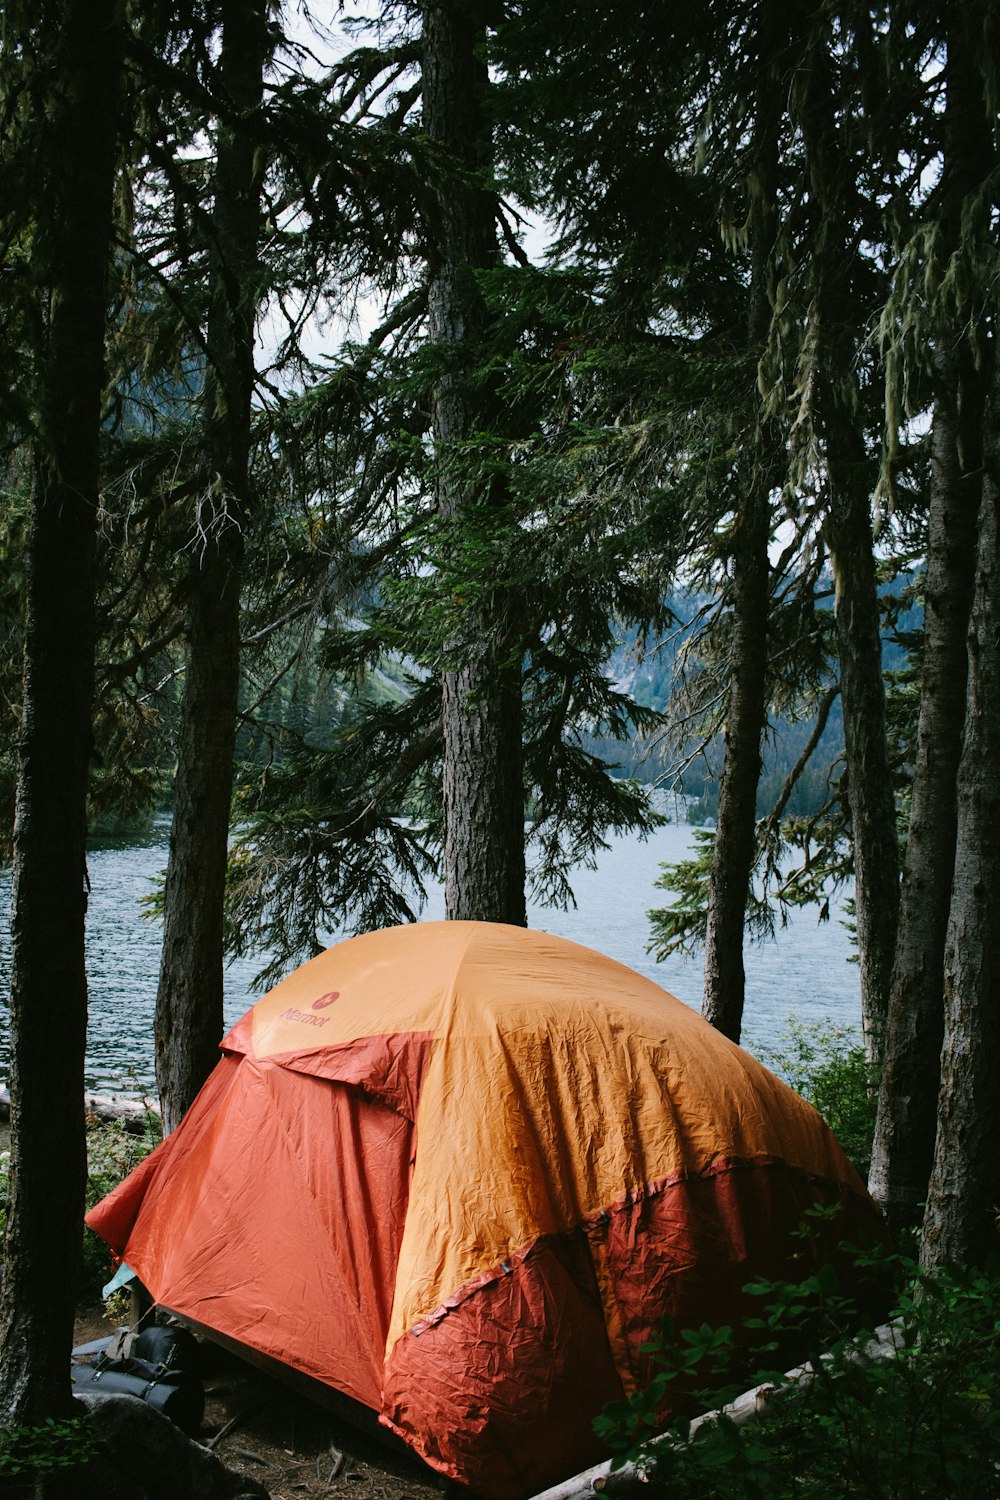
[87, 921, 887, 1499]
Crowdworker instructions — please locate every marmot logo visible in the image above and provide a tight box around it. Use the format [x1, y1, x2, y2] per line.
[312, 991, 340, 1011]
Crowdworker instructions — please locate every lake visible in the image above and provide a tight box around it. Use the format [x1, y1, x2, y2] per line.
[0, 817, 860, 1096]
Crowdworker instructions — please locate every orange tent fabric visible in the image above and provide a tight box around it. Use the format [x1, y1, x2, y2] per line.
[88, 922, 886, 1497]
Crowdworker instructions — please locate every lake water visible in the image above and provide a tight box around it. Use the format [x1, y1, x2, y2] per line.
[0, 818, 860, 1096]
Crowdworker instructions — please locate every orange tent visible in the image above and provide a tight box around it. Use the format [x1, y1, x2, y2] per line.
[88, 922, 885, 1498]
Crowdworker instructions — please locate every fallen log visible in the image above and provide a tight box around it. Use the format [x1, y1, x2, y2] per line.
[527, 1323, 905, 1500]
[0, 1083, 160, 1134]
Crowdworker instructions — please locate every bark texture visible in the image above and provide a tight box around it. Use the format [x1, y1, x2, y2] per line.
[801, 45, 899, 1061]
[0, 0, 122, 1427]
[702, 11, 783, 1041]
[440, 666, 525, 924]
[868, 378, 980, 1229]
[155, 1, 267, 1134]
[868, 18, 989, 1232]
[423, 0, 526, 924]
[921, 352, 1000, 1268]
[824, 431, 900, 1062]
[701, 514, 768, 1042]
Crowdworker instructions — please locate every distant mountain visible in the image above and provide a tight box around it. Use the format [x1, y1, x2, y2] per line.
[594, 577, 921, 821]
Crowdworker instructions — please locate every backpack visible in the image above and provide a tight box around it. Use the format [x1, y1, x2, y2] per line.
[71, 1322, 204, 1436]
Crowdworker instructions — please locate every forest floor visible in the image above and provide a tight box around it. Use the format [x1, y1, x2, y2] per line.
[72, 1305, 451, 1500]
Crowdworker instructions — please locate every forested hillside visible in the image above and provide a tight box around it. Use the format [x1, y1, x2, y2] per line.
[600, 581, 920, 817]
[1, 0, 998, 1466]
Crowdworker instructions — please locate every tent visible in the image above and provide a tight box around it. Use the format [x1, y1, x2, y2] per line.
[87, 921, 886, 1498]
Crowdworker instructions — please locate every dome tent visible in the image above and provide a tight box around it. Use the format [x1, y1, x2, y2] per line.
[88, 921, 886, 1498]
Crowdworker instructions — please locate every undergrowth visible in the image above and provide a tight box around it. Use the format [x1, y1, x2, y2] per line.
[0, 1414, 107, 1490]
[81, 1113, 160, 1300]
[596, 1245, 1000, 1499]
[760, 1018, 877, 1179]
[597, 1026, 998, 1495]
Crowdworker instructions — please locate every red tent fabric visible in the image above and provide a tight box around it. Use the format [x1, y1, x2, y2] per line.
[88, 922, 887, 1497]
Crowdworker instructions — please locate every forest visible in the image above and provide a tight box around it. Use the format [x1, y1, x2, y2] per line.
[1, 0, 999, 1488]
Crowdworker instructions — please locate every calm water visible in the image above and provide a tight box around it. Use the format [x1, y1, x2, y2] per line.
[0, 818, 859, 1096]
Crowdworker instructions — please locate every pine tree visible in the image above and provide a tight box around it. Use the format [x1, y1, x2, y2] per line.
[700, 0, 791, 1043]
[422, 0, 527, 923]
[869, 1, 994, 1235]
[790, 8, 900, 1061]
[0, 0, 124, 1428]
[921, 347, 1000, 1267]
[152, 0, 272, 1133]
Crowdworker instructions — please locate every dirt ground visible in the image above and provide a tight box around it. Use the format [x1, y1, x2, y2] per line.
[72, 1306, 454, 1500]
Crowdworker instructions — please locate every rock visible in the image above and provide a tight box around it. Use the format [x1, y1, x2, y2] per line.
[75, 1390, 270, 1500]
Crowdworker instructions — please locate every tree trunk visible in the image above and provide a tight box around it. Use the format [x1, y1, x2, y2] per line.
[702, 12, 783, 1042]
[441, 665, 525, 924]
[824, 428, 899, 1063]
[801, 38, 899, 1062]
[920, 349, 1000, 1269]
[423, 0, 527, 924]
[0, 0, 122, 1429]
[868, 18, 989, 1231]
[868, 379, 980, 1227]
[701, 513, 769, 1042]
[155, 0, 267, 1134]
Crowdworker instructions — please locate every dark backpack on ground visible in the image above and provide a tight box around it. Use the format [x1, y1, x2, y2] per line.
[72, 1322, 204, 1436]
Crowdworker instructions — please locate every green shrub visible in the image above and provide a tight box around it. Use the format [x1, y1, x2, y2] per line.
[595, 1252, 1000, 1499]
[759, 1018, 877, 1179]
[81, 1114, 160, 1301]
[595, 1210, 876, 1465]
[0, 1414, 106, 1486]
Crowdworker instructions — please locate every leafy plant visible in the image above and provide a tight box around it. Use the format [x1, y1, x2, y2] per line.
[595, 1210, 874, 1468]
[595, 1251, 1000, 1499]
[82, 1114, 160, 1302]
[0, 1414, 106, 1484]
[760, 1018, 877, 1179]
[594, 1318, 740, 1458]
